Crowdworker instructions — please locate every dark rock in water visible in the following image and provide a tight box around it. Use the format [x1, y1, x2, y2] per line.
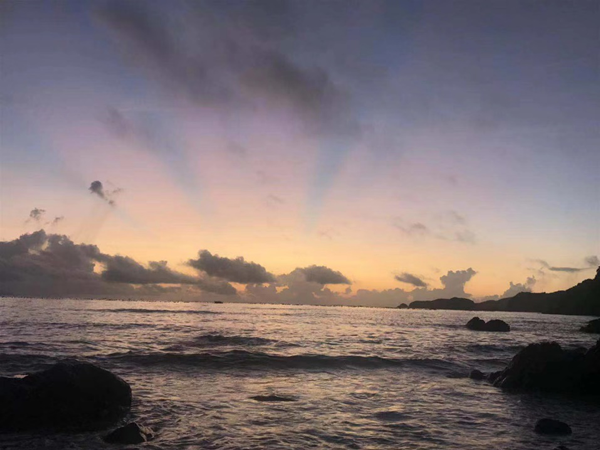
[485, 319, 510, 332]
[104, 422, 154, 444]
[0, 361, 131, 432]
[397, 303, 408, 309]
[466, 317, 510, 332]
[534, 418, 572, 435]
[466, 317, 486, 330]
[250, 394, 297, 402]
[488, 370, 502, 383]
[492, 340, 600, 395]
[580, 318, 600, 333]
[469, 369, 485, 380]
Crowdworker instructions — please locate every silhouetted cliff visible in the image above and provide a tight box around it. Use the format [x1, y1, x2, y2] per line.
[408, 267, 600, 316]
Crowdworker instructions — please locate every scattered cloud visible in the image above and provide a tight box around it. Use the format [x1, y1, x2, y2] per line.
[585, 255, 599, 267]
[393, 212, 476, 244]
[26, 208, 46, 223]
[50, 216, 64, 226]
[188, 250, 275, 284]
[534, 256, 598, 273]
[89, 180, 121, 206]
[294, 265, 351, 285]
[395, 272, 427, 288]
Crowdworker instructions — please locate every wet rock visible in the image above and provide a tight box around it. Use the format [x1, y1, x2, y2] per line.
[104, 422, 154, 444]
[466, 317, 510, 332]
[488, 370, 502, 383]
[0, 361, 131, 432]
[534, 418, 572, 435]
[397, 303, 409, 309]
[580, 318, 600, 333]
[492, 340, 600, 395]
[250, 394, 296, 402]
[469, 369, 485, 380]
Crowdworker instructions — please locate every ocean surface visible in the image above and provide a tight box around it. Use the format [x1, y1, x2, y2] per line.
[0, 298, 598, 450]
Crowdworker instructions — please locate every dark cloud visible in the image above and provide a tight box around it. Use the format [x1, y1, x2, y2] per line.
[0, 231, 235, 297]
[101, 256, 197, 285]
[296, 265, 351, 285]
[27, 208, 45, 222]
[534, 257, 596, 273]
[585, 255, 599, 267]
[89, 180, 121, 206]
[50, 216, 64, 226]
[395, 272, 427, 288]
[188, 250, 275, 284]
[97, 1, 355, 136]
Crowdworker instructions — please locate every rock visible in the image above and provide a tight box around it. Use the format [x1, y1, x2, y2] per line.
[104, 422, 154, 444]
[466, 317, 510, 332]
[485, 319, 510, 332]
[488, 371, 502, 383]
[580, 318, 600, 333]
[492, 340, 600, 395]
[466, 317, 486, 330]
[469, 369, 486, 380]
[397, 303, 409, 309]
[0, 361, 131, 432]
[250, 394, 297, 402]
[534, 418, 572, 435]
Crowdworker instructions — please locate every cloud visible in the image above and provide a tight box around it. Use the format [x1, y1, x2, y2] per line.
[534, 257, 597, 273]
[393, 212, 476, 244]
[501, 276, 536, 297]
[585, 255, 599, 267]
[27, 208, 45, 223]
[393, 221, 430, 236]
[480, 276, 537, 301]
[410, 268, 477, 301]
[188, 250, 275, 283]
[395, 272, 427, 288]
[97, 1, 354, 136]
[50, 216, 64, 226]
[89, 180, 122, 206]
[0, 231, 235, 297]
[295, 265, 351, 285]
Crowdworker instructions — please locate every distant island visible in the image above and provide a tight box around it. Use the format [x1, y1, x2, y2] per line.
[404, 267, 600, 316]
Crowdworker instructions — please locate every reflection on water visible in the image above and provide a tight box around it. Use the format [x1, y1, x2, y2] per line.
[0, 299, 598, 449]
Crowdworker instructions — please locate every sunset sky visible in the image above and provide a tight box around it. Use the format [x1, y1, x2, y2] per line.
[1, 0, 598, 306]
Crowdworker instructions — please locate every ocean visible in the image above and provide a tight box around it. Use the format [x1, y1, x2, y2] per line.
[1, 298, 598, 449]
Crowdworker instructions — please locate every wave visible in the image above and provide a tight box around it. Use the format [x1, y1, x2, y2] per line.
[465, 344, 523, 354]
[102, 350, 465, 372]
[94, 308, 221, 315]
[163, 333, 279, 351]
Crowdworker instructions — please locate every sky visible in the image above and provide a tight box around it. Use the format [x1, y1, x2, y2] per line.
[0, 0, 598, 306]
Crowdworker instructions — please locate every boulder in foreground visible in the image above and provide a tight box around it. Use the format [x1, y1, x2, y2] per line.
[0, 361, 131, 432]
[492, 340, 600, 395]
[580, 318, 600, 333]
[466, 317, 510, 332]
[104, 422, 154, 444]
[534, 418, 572, 435]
